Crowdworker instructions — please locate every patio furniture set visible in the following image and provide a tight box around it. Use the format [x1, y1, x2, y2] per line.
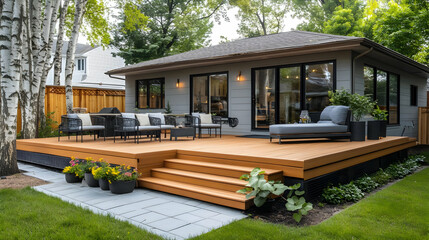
[58, 112, 224, 143]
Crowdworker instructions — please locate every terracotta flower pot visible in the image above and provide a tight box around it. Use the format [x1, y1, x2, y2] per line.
[85, 172, 99, 187]
[65, 173, 82, 183]
[109, 180, 136, 194]
[99, 178, 110, 190]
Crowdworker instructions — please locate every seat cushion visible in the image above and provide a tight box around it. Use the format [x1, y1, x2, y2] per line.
[200, 123, 221, 128]
[137, 126, 160, 131]
[200, 114, 213, 124]
[160, 125, 175, 130]
[121, 113, 135, 119]
[269, 122, 348, 135]
[136, 114, 150, 126]
[77, 114, 92, 126]
[82, 125, 104, 131]
[149, 113, 165, 125]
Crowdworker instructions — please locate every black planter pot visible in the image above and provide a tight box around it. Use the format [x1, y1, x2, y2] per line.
[367, 121, 380, 140]
[351, 121, 366, 141]
[65, 173, 83, 183]
[85, 172, 99, 187]
[379, 120, 387, 137]
[109, 180, 136, 194]
[99, 178, 110, 190]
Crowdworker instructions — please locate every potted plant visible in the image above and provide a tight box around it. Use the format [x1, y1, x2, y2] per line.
[370, 106, 388, 138]
[92, 161, 111, 190]
[349, 94, 375, 141]
[62, 157, 84, 183]
[107, 165, 139, 194]
[80, 157, 99, 187]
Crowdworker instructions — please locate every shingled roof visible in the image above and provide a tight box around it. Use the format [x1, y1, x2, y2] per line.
[106, 31, 429, 76]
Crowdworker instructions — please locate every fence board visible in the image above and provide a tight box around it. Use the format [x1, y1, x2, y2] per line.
[17, 86, 125, 133]
[418, 107, 429, 145]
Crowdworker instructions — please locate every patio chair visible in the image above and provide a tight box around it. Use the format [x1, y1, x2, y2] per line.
[58, 114, 106, 142]
[269, 105, 351, 144]
[113, 116, 138, 143]
[186, 113, 222, 138]
[135, 113, 162, 142]
[148, 113, 176, 138]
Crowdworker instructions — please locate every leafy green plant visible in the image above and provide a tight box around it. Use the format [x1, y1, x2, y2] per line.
[38, 112, 59, 138]
[372, 106, 388, 120]
[328, 89, 351, 106]
[106, 164, 140, 182]
[322, 183, 364, 204]
[62, 157, 84, 178]
[237, 168, 313, 223]
[385, 163, 410, 179]
[353, 176, 379, 193]
[79, 157, 99, 173]
[349, 93, 375, 121]
[371, 169, 392, 185]
[165, 101, 172, 114]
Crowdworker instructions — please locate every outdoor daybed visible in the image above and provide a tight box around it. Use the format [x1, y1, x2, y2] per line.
[269, 105, 351, 144]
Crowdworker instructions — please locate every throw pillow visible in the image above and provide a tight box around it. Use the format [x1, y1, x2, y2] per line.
[148, 113, 165, 125]
[330, 106, 349, 125]
[77, 114, 92, 126]
[136, 114, 150, 126]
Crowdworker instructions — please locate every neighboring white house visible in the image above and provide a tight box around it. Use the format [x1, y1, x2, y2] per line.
[46, 42, 125, 90]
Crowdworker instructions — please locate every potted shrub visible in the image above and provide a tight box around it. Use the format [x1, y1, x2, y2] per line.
[92, 162, 111, 190]
[63, 157, 84, 183]
[370, 106, 388, 138]
[80, 157, 99, 187]
[107, 165, 139, 194]
[349, 93, 375, 141]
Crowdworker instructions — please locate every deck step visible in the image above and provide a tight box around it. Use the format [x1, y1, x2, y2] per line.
[164, 158, 283, 180]
[138, 177, 253, 210]
[151, 168, 247, 192]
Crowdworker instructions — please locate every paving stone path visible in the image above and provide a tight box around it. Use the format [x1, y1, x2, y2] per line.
[19, 162, 246, 239]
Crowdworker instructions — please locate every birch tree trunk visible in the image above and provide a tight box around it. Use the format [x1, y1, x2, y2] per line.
[65, 0, 88, 114]
[0, 0, 24, 176]
[53, 0, 71, 86]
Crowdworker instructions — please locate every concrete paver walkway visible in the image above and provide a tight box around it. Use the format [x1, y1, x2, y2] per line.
[19, 162, 246, 239]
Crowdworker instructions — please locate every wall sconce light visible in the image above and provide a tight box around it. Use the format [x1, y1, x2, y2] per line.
[236, 71, 242, 81]
[176, 79, 180, 88]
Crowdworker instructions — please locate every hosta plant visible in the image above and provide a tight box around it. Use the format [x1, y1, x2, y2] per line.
[237, 168, 313, 223]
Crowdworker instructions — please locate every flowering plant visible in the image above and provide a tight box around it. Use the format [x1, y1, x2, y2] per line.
[79, 157, 101, 173]
[62, 157, 84, 178]
[92, 164, 112, 180]
[106, 164, 139, 182]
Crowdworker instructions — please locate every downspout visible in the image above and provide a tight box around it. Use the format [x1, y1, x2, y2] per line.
[108, 74, 126, 80]
[351, 47, 373, 93]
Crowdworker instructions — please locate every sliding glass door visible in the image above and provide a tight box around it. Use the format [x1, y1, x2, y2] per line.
[252, 61, 335, 130]
[191, 72, 228, 117]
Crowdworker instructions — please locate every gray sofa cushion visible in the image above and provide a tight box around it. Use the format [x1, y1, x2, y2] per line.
[269, 122, 348, 135]
[82, 125, 105, 131]
[137, 126, 160, 131]
[319, 105, 349, 125]
[160, 125, 175, 130]
[200, 123, 221, 128]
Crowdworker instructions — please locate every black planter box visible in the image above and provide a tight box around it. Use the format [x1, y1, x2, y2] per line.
[109, 180, 136, 194]
[99, 178, 110, 190]
[367, 121, 380, 140]
[379, 120, 387, 137]
[65, 173, 83, 183]
[85, 173, 100, 187]
[351, 121, 366, 141]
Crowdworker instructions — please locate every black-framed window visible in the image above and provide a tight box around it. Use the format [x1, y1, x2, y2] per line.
[364, 65, 400, 124]
[252, 61, 335, 129]
[410, 85, 418, 106]
[77, 58, 86, 72]
[190, 72, 228, 118]
[136, 78, 165, 109]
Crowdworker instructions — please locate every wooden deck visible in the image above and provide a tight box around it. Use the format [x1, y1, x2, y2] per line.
[17, 135, 416, 209]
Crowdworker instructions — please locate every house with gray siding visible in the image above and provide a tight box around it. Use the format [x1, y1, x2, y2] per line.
[106, 31, 429, 137]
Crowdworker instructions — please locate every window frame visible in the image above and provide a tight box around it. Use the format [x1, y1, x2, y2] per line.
[189, 71, 229, 118]
[135, 78, 165, 109]
[251, 60, 336, 130]
[364, 64, 400, 125]
[76, 58, 86, 73]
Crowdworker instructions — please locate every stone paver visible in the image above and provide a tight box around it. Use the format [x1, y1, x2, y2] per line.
[18, 162, 246, 239]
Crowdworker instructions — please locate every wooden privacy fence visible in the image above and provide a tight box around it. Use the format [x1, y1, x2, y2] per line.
[17, 86, 125, 132]
[418, 107, 429, 145]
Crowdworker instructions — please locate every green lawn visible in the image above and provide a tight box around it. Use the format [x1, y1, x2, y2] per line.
[193, 168, 429, 240]
[0, 187, 162, 240]
[1, 168, 428, 240]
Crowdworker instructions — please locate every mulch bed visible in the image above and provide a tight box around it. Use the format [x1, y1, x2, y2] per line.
[244, 199, 351, 226]
[0, 172, 48, 189]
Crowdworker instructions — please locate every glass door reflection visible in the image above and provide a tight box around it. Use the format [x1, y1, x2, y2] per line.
[254, 68, 276, 129]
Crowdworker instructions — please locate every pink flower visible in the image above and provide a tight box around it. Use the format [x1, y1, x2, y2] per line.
[124, 172, 132, 177]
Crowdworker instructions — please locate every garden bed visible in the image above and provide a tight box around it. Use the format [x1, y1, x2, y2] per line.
[0, 172, 47, 189]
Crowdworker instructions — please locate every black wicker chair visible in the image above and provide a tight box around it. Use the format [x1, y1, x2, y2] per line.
[113, 116, 138, 143]
[58, 114, 106, 142]
[185, 114, 222, 138]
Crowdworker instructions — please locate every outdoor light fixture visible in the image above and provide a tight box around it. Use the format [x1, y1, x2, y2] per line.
[176, 79, 180, 88]
[236, 71, 242, 81]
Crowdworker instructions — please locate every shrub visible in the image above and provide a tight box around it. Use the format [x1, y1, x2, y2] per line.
[322, 183, 364, 204]
[38, 112, 59, 138]
[341, 183, 364, 202]
[371, 169, 392, 185]
[353, 176, 379, 193]
[385, 163, 410, 179]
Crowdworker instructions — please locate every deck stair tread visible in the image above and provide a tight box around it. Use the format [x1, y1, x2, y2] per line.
[164, 158, 282, 177]
[151, 168, 247, 186]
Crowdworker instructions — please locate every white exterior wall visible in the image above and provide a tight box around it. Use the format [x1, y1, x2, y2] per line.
[125, 50, 353, 135]
[355, 56, 427, 137]
[46, 47, 125, 89]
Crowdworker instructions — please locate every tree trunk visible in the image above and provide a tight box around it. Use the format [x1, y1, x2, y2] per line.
[53, 0, 70, 86]
[0, 0, 24, 176]
[65, 0, 88, 114]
